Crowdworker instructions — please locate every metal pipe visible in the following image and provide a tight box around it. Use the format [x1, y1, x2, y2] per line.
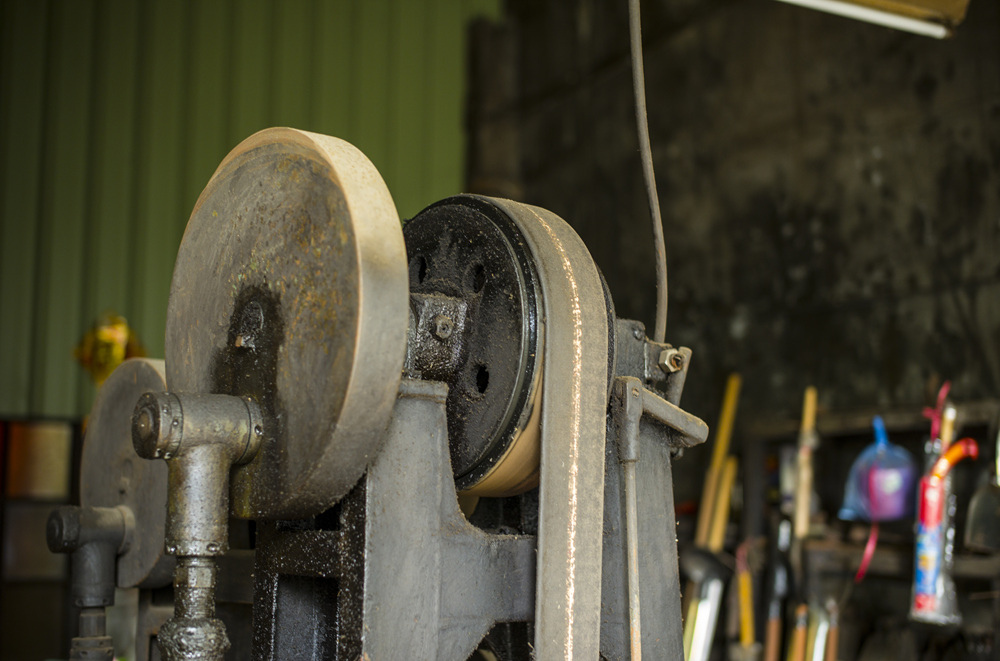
[615, 378, 644, 659]
[132, 391, 263, 661]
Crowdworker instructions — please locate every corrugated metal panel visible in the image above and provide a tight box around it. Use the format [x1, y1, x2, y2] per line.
[0, 0, 500, 419]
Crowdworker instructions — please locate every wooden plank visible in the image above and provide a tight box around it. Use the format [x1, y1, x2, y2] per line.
[229, 0, 272, 147]
[272, 0, 314, 130]
[0, 0, 49, 417]
[131, 0, 188, 362]
[30, 0, 97, 417]
[427, 0, 465, 204]
[313, 0, 353, 138]
[387, 0, 428, 219]
[77, 0, 142, 412]
[185, 0, 232, 213]
[352, 0, 391, 174]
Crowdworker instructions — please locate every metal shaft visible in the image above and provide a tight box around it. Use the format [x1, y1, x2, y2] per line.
[623, 461, 642, 660]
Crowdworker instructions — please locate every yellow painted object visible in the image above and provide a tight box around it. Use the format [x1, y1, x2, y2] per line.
[684, 600, 696, 658]
[738, 568, 755, 647]
[686, 375, 741, 659]
[793, 387, 818, 540]
[939, 404, 956, 450]
[73, 312, 145, 386]
[708, 457, 738, 552]
[695, 374, 742, 547]
[800, 387, 817, 435]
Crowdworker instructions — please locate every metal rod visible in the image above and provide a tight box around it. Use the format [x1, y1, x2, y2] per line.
[628, 0, 668, 342]
[615, 377, 645, 659]
[623, 460, 643, 659]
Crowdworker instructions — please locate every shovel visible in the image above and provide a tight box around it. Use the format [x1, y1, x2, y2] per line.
[965, 425, 1000, 552]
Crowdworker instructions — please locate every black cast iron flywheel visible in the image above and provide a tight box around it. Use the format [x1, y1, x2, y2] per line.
[404, 196, 541, 489]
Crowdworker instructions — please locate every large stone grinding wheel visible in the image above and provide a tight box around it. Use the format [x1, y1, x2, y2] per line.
[165, 128, 408, 520]
[81, 358, 172, 588]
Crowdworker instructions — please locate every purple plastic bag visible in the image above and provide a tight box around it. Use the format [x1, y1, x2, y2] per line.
[839, 416, 918, 522]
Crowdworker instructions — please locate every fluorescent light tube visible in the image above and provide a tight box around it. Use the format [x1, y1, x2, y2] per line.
[774, 0, 951, 38]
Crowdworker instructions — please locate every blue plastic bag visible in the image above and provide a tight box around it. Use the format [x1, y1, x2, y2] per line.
[839, 416, 918, 522]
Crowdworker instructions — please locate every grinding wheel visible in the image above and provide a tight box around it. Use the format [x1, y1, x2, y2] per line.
[81, 358, 172, 588]
[165, 128, 408, 520]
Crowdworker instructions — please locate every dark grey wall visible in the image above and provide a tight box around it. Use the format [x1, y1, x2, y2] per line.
[468, 0, 1000, 429]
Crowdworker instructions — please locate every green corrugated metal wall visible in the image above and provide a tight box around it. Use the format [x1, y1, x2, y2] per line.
[0, 0, 499, 419]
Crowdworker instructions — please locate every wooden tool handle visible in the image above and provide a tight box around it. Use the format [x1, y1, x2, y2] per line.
[793, 387, 818, 541]
[708, 456, 738, 552]
[764, 616, 782, 661]
[800, 387, 817, 434]
[939, 404, 956, 450]
[695, 374, 741, 546]
[788, 604, 808, 661]
[738, 569, 755, 647]
[825, 624, 839, 661]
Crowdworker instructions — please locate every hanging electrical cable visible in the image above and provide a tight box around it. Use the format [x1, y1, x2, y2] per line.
[628, 0, 668, 343]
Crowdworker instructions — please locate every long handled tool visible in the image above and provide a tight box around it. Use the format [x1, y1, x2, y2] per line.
[684, 375, 742, 657]
[684, 455, 739, 657]
[793, 387, 818, 543]
[763, 519, 792, 661]
[682, 549, 733, 661]
[824, 600, 839, 661]
[787, 604, 809, 661]
[696, 374, 743, 546]
[731, 538, 763, 661]
[788, 388, 818, 661]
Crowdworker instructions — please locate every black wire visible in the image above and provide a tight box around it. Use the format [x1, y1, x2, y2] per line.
[628, 0, 668, 343]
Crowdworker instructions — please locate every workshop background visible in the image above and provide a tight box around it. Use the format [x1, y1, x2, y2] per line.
[466, 0, 1000, 516]
[1, 0, 999, 659]
[467, 0, 1000, 420]
[464, 1, 1000, 657]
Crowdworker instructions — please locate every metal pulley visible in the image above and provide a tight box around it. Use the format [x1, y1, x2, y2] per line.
[407, 194, 615, 658]
[404, 196, 544, 496]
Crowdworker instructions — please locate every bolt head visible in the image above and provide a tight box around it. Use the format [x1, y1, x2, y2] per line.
[46, 506, 81, 552]
[432, 314, 454, 340]
[131, 398, 160, 458]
